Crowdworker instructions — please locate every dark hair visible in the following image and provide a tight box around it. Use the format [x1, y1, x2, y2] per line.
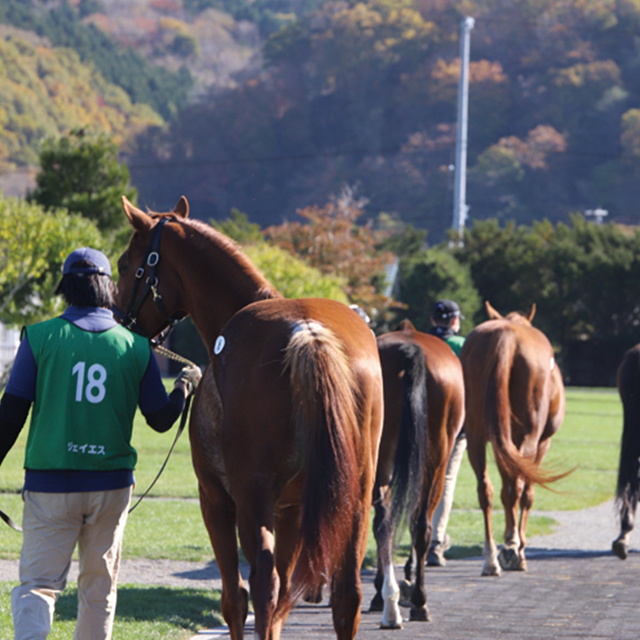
[54, 260, 114, 308]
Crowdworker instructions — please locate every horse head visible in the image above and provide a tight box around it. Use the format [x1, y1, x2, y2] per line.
[113, 196, 190, 340]
[485, 301, 536, 326]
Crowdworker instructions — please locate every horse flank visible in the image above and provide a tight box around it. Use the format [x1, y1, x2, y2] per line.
[283, 322, 360, 600]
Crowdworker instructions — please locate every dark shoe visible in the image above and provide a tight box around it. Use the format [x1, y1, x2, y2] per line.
[427, 535, 451, 567]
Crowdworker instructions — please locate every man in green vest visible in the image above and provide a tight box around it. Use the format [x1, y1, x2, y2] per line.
[427, 299, 466, 566]
[0, 247, 202, 640]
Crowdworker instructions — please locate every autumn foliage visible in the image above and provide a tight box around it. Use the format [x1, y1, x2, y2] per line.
[265, 189, 399, 324]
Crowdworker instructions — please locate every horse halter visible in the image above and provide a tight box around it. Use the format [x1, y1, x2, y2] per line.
[112, 216, 185, 343]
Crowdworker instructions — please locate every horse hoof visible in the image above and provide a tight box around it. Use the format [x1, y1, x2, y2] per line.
[380, 619, 404, 630]
[612, 539, 629, 560]
[304, 587, 323, 604]
[369, 593, 384, 612]
[398, 580, 412, 607]
[498, 546, 525, 571]
[409, 605, 430, 622]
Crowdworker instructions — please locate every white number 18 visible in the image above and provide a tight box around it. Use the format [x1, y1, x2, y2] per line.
[72, 362, 107, 404]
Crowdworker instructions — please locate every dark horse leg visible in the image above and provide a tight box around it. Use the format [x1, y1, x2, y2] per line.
[613, 503, 635, 559]
[407, 495, 432, 622]
[369, 485, 402, 627]
[198, 477, 249, 640]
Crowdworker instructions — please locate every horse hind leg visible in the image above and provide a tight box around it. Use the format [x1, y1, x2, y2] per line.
[238, 522, 281, 640]
[498, 473, 526, 572]
[467, 436, 501, 576]
[407, 499, 432, 622]
[369, 486, 388, 613]
[369, 486, 402, 628]
[613, 500, 635, 560]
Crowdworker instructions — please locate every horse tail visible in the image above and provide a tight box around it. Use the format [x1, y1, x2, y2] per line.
[389, 342, 427, 528]
[485, 328, 559, 489]
[615, 346, 640, 530]
[284, 321, 360, 601]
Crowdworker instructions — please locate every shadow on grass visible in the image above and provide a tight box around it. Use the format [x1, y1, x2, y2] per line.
[54, 585, 223, 631]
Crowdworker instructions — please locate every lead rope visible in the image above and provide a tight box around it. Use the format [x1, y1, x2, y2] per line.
[128, 344, 199, 514]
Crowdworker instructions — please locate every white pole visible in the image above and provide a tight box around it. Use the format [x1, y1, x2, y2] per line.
[452, 17, 475, 236]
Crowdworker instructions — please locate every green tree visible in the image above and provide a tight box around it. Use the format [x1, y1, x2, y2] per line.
[396, 246, 481, 335]
[211, 209, 264, 244]
[244, 243, 348, 301]
[28, 129, 137, 234]
[455, 216, 640, 381]
[0, 195, 104, 328]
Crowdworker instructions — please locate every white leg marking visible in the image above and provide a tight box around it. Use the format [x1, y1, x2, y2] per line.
[380, 563, 403, 628]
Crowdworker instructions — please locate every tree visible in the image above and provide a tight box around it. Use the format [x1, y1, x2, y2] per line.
[28, 129, 137, 234]
[396, 246, 481, 335]
[0, 195, 104, 328]
[265, 188, 398, 327]
[454, 215, 640, 383]
[210, 209, 264, 244]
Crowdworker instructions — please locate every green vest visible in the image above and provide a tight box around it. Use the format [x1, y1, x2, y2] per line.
[24, 318, 150, 471]
[445, 335, 465, 357]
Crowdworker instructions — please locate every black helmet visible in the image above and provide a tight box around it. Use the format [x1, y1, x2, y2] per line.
[431, 299, 465, 321]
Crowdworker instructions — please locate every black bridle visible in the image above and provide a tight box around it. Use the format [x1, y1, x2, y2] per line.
[112, 216, 185, 344]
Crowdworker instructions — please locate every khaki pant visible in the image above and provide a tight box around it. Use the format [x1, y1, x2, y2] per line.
[11, 487, 132, 640]
[432, 436, 467, 544]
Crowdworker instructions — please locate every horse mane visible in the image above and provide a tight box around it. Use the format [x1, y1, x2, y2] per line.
[160, 213, 282, 302]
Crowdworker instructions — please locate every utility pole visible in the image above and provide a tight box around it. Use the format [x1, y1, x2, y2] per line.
[452, 16, 475, 237]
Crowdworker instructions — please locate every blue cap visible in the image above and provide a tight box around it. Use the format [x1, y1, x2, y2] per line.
[62, 248, 111, 276]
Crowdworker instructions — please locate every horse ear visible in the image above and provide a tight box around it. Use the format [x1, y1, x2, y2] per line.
[121, 196, 152, 233]
[527, 303, 537, 322]
[173, 196, 189, 218]
[485, 301, 503, 320]
[396, 318, 416, 332]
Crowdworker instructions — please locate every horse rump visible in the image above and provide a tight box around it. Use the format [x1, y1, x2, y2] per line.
[483, 327, 565, 489]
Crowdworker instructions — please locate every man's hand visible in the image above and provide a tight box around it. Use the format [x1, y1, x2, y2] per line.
[175, 365, 202, 396]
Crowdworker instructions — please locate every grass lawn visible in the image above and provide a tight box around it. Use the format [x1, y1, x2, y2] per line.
[0, 384, 624, 636]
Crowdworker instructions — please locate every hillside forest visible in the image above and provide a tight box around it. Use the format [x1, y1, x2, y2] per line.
[2, 0, 640, 385]
[0, 0, 638, 239]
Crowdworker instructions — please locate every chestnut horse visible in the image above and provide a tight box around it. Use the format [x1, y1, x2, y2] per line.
[612, 343, 640, 560]
[369, 319, 464, 627]
[113, 197, 384, 640]
[461, 302, 566, 576]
